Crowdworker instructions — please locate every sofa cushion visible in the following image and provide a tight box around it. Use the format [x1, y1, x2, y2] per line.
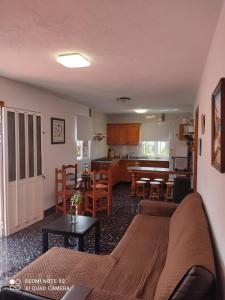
[102, 214, 170, 299]
[139, 200, 178, 217]
[154, 193, 216, 300]
[6, 247, 117, 300]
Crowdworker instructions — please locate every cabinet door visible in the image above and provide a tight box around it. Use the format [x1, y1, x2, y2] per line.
[127, 124, 140, 144]
[119, 124, 127, 144]
[107, 124, 120, 145]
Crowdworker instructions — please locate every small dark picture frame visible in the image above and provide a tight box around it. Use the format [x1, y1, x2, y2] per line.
[51, 118, 65, 144]
[211, 78, 225, 172]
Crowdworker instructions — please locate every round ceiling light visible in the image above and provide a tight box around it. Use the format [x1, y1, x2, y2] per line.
[116, 97, 131, 103]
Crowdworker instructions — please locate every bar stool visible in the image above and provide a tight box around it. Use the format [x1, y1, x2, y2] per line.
[165, 181, 174, 201]
[140, 177, 151, 196]
[136, 180, 146, 199]
[154, 178, 165, 199]
[150, 181, 161, 201]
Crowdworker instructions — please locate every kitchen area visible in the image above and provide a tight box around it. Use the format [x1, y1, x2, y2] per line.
[91, 113, 194, 195]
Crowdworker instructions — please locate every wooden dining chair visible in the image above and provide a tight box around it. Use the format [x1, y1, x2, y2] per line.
[55, 167, 80, 214]
[84, 169, 112, 218]
[62, 164, 79, 191]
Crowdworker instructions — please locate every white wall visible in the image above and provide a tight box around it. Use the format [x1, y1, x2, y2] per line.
[194, 2, 225, 297]
[0, 77, 107, 210]
[107, 113, 192, 163]
[91, 111, 108, 159]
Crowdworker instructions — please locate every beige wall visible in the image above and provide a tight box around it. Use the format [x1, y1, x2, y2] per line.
[194, 2, 225, 297]
[0, 77, 107, 211]
[91, 111, 108, 159]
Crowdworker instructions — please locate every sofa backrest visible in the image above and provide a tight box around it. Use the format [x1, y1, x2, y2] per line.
[154, 193, 216, 300]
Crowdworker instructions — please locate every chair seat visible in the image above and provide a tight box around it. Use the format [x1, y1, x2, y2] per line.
[85, 189, 109, 198]
[95, 183, 108, 190]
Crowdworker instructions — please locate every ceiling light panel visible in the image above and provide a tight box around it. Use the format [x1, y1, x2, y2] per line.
[56, 53, 90, 68]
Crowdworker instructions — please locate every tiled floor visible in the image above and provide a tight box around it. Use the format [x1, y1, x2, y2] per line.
[0, 183, 138, 287]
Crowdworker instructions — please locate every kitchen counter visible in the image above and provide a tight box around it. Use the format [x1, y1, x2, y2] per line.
[93, 157, 169, 162]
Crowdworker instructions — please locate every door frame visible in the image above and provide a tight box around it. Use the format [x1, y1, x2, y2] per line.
[0, 101, 5, 237]
[2, 107, 44, 236]
[193, 106, 199, 192]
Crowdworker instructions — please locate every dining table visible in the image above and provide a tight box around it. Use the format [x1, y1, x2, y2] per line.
[127, 166, 192, 196]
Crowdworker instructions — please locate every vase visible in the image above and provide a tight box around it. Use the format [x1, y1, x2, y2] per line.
[70, 204, 78, 224]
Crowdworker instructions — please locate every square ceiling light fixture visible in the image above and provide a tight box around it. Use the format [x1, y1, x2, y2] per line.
[56, 53, 90, 68]
[134, 109, 148, 114]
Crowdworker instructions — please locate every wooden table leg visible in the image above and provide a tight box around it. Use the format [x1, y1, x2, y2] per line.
[131, 173, 137, 196]
[78, 235, 85, 251]
[42, 231, 48, 254]
[95, 220, 100, 254]
[64, 234, 69, 247]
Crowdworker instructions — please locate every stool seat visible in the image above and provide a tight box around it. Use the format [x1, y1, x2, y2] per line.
[150, 181, 161, 200]
[166, 181, 174, 186]
[140, 178, 151, 181]
[150, 181, 161, 185]
[136, 180, 146, 184]
[136, 180, 146, 199]
[165, 181, 174, 201]
[154, 178, 164, 182]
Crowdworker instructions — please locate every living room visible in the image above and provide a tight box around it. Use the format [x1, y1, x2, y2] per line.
[0, 1, 225, 299]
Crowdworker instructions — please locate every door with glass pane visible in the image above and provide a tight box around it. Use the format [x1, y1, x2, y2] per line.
[2, 108, 43, 236]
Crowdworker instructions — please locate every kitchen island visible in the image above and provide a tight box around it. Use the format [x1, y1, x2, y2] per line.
[127, 166, 192, 196]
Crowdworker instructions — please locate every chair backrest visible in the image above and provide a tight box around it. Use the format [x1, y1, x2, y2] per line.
[63, 164, 77, 183]
[90, 168, 112, 196]
[55, 168, 66, 199]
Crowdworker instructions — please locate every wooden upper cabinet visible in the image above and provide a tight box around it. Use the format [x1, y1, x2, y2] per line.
[127, 124, 140, 144]
[107, 123, 141, 145]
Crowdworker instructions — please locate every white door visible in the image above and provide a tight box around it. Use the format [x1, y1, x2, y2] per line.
[2, 108, 44, 236]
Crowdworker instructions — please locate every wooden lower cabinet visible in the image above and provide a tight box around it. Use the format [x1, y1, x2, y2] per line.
[92, 159, 169, 184]
[91, 161, 120, 186]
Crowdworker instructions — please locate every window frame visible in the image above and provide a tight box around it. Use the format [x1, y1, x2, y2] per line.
[141, 141, 169, 158]
[76, 140, 91, 160]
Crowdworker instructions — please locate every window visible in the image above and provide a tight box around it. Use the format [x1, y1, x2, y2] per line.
[142, 141, 169, 158]
[76, 140, 91, 160]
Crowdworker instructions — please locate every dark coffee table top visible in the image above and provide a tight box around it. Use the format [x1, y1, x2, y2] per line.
[42, 215, 99, 236]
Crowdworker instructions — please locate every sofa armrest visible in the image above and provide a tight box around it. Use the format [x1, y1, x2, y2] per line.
[62, 285, 138, 300]
[138, 200, 178, 217]
[1, 287, 50, 300]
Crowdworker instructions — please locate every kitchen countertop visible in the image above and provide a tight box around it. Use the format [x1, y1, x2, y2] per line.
[92, 157, 169, 163]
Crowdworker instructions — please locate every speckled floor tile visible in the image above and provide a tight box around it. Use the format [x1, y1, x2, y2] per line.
[0, 183, 138, 287]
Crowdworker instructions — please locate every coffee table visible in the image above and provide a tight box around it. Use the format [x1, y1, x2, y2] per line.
[42, 215, 100, 253]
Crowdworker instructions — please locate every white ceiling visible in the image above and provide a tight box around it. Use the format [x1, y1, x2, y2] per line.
[0, 0, 222, 113]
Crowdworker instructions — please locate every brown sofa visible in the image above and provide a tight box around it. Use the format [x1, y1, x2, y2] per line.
[1, 193, 216, 300]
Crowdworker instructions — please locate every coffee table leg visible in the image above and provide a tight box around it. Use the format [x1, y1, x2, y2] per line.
[95, 221, 100, 253]
[42, 231, 48, 254]
[64, 235, 69, 247]
[78, 236, 84, 251]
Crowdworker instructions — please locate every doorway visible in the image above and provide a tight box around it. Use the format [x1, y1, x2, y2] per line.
[193, 106, 199, 192]
[2, 107, 44, 236]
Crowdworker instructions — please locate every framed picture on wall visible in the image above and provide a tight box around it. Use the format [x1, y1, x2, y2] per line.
[51, 118, 65, 144]
[211, 78, 225, 172]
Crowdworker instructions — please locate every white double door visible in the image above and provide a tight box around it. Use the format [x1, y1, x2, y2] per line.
[2, 108, 44, 236]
